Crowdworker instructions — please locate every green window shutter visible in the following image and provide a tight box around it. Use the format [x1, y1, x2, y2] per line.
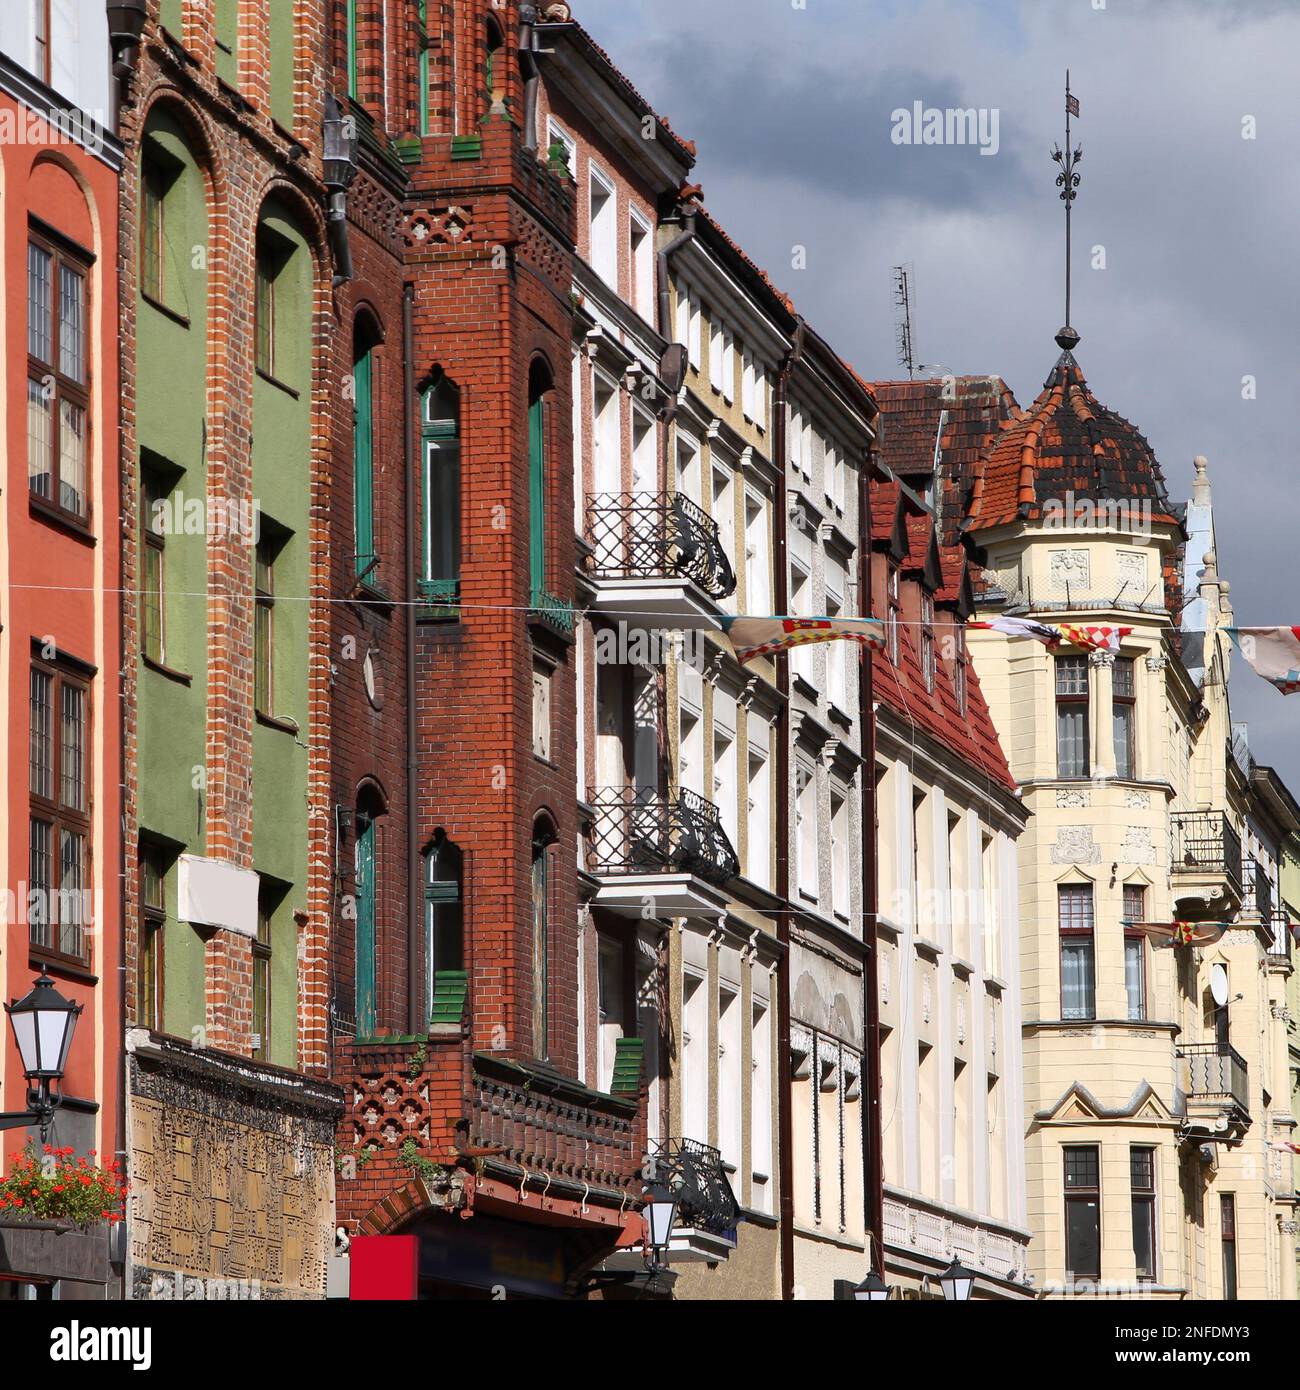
[353, 349, 374, 577]
[429, 970, 469, 1027]
[528, 392, 546, 598]
[610, 1037, 645, 1097]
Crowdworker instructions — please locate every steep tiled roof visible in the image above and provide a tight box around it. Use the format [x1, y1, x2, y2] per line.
[868, 479, 1016, 792]
[872, 375, 1019, 544]
[964, 351, 1178, 535]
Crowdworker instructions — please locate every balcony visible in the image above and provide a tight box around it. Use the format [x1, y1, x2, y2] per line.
[1170, 812, 1243, 910]
[1178, 1041, 1250, 1143]
[585, 491, 736, 627]
[1264, 911, 1294, 968]
[587, 787, 739, 917]
[465, 1054, 641, 1196]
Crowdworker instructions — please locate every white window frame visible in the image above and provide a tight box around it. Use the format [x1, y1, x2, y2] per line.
[587, 160, 617, 286]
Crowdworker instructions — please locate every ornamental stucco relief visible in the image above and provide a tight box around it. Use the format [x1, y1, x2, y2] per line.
[1050, 825, 1101, 864]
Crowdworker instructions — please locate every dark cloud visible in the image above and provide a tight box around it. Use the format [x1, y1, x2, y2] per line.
[579, 0, 1300, 787]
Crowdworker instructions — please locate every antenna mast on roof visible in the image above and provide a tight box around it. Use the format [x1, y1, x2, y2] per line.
[1050, 71, 1082, 352]
[892, 264, 916, 379]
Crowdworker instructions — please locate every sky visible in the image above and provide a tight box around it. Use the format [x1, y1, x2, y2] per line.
[576, 0, 1300, 789]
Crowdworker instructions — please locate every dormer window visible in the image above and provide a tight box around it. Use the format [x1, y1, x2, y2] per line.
[886, 563, 901, 665]
[921, 593, 935, 691]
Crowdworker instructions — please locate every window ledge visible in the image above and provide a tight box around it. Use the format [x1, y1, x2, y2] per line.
[142, 654, 193, 687]
[29, 495, 95, 544]
[255, 367, 300, 400]
[29, 947, 96, 983]
[255, 710, 300, 737]
[141, 291, 190, 330]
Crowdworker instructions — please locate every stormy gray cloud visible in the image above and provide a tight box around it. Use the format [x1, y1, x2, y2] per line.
[580, 0, 1300, 786]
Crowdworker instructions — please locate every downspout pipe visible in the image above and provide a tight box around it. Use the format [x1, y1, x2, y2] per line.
[656, 208, 696, 348]
[327, 193, 354, 286]
[403, 285, 421, 1036]
[860, 443, 885, 1279]
[774, 316, 806, 1301]
[519, 6, 540, 154]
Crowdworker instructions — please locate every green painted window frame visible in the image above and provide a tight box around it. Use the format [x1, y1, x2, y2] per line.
[254, 535, 275, 715]
[141, 471, 166, 665]
[417, 0, 430, 135]
[424, 836, 464, 1011]
[420, 378, 460, 605]
[346, 0, 359, 99]
[528, 380, 546, 600]
[353, 345, 376, 579]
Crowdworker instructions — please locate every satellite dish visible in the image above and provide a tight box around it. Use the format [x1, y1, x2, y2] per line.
[1210, 963, 1229, 1007]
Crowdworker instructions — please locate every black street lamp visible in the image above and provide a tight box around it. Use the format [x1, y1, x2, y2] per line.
[1, 975, 83, 1142]
[643, 1181, 679, 1269]
[835, 1268, 892, 1301]
[936, 1258, 978, 1302]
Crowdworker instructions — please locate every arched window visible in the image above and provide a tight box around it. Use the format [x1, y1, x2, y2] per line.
[528, 361, 551, 604]
[424, 831, 463, 1006]
[421, 374, 460, 604]
[531, 817, 557, 1060]
[352, 320, 380, 583]
[484, 18, 504, 115]
[354, 788, 384, 1035]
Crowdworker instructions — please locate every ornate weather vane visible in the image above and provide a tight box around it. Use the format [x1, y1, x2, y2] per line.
[1050, 70, 1082, 352]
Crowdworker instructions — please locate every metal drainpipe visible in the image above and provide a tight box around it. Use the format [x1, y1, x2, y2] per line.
[403, 284, 421, 1036]
[117, 448, 129, 1300]
[519, 7, 540, 154]
[860, 443, 885, 1278]
[656, 209, 696, 348]
[774, 318, 805, 1300]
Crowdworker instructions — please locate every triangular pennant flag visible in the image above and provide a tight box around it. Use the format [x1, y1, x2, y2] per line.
[720, 615, 884, 666]
[1226, 627, 1300, 694]
[969, 616, 1062, 646]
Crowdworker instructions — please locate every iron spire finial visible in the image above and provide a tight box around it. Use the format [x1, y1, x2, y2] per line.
[1051, 70, 1082, 352]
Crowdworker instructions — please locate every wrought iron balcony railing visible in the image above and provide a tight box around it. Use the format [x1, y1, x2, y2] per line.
[1179, 1041, 1249, 1115]
[1265, 911, 1294, 962]
[644, 1137, 739, 1238]
[589, 787, 740, 887]
[1170, 812, 1243, 896]
[586, 491, 736, 600]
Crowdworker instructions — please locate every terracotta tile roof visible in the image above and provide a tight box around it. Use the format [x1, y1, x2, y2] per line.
[870, 589, 1017, 794]
[557, 16, 698, 166]
[868, 475, 1015, 791]
[871, 375, 1019, 544]
[696, 209, 797, 317]
[963, 351, 1179, 535]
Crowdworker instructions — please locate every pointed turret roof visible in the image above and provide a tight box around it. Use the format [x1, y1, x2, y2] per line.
[964, 349, 1179, 535]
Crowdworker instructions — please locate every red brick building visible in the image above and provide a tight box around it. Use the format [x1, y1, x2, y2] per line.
[329, 1, 648, 1298]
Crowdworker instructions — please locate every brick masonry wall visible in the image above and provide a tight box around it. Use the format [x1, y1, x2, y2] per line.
[119, 0, 334, 1066]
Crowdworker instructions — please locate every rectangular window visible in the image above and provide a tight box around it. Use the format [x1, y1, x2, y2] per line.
[629, 210, 653, 321]
[29, 657, 90, 961]
[1130, 1146, 1157, 1281]
[1123, 883, 1146, 1021]
[886, 564, 901, 665]
[1064, 1145, 1101, 1280]
[254, 537, 275, 716]
[353, 345, 376, 579]
[1058, 884, 1096, 1020]
[1113, 655, 1136, 778]
[709, 314, 724, 394]
[421, 379, 461, 602]
[751, 1000, 772, 1211]
[1221, 1194, 1237, 1300]
[346, 0, 358, 98]
[32, 0, 50, 83]
[1056, 655, 1090, 777]
[921, 593, 936, 692]
[830, 789, 849, 918]
[588, 165, 616, 285]
[252, 880, 275, 1063]
[722, 326, 735, 403]
[255, 236, 277, 377]
[141, 471, 166, 664]
[790, 563, 814, 688]
[597, 937, 624, 1093]
[741, 347, 755, 420]
[746, 739, 771, 889]
[954, 624, 967, 715]
[28, 228, 90, 522]
[797, 766, 819, 900]
[141, 155, 167, 305]
[743, 490, 771, 613]
[138, 843, 166, 1031]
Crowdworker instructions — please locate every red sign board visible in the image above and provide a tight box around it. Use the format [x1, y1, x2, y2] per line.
[351, 1235, 419, 1300]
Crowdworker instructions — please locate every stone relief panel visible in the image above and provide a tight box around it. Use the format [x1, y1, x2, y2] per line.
[1050, 825, 1102, 864]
